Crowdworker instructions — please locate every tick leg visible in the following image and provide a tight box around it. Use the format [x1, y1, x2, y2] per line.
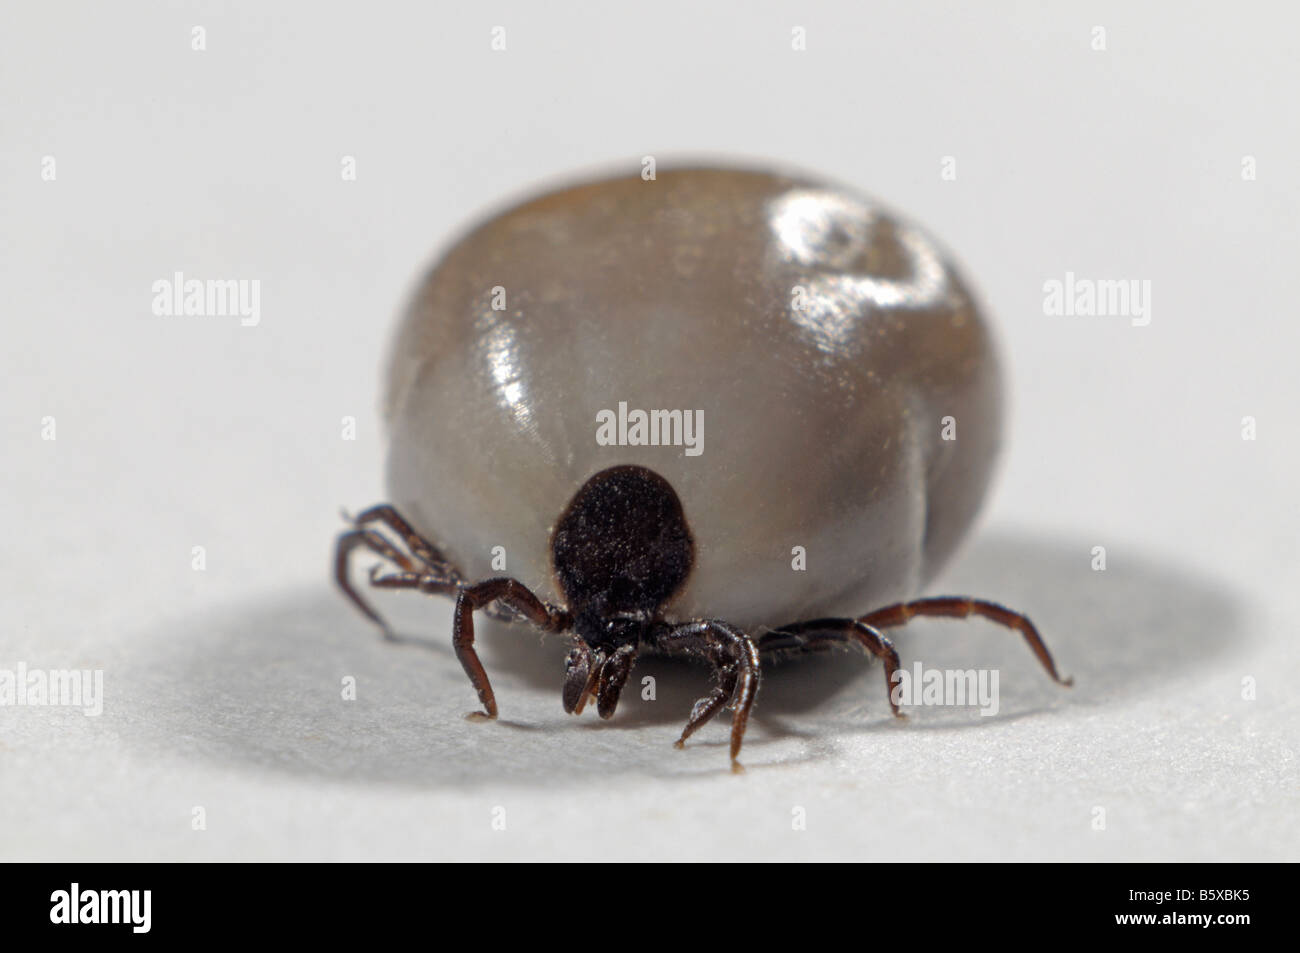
[350, 504, 463, 582]
[334, 528, 419, 633]
[759, 619, 904, 716]
[335, 503, 468, 633]
[859, 597, 1073, 686]
[367, 567, 461, 599]
[672, 661, 739, 747]
[653, 620, 760, 772]
[453, 577, 570, 720]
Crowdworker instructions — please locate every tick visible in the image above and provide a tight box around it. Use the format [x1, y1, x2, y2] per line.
[335, 165, 1072, 771]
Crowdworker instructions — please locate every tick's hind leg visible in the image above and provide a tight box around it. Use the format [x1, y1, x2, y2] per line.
[758, 619, 904, 717]
[860, 597, 1073, 686]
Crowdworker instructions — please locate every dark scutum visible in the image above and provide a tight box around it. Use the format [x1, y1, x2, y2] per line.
[551, 464, 694, 649]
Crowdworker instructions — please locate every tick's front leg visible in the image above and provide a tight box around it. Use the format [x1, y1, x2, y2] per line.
[672, 660, 738, 748]
[654, 620, 760, 772]
[453, 577, 570, 720]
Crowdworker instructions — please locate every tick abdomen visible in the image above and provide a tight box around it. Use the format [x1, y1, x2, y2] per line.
[384, 167, 1001, 628]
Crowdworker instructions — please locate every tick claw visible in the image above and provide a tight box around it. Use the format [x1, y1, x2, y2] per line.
[465, 710, 495, 722]
[730, 760, 746, 775]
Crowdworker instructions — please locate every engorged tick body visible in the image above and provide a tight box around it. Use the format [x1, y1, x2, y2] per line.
[335, 165, 1072, 770]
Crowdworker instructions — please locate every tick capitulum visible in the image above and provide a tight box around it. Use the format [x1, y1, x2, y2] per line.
[336, 463, 1071, 772]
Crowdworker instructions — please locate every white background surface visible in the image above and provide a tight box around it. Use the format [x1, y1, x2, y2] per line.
[2, 1, 1296, 861]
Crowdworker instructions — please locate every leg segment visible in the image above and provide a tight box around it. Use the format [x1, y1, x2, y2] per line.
[349, 504, 463, 582]
[759, 619, 904, 716]
[860, 597, 1072, 686]
[334, 504, 464, 633]
[334, 528, 419, 632]
[453, 577, 570, 719]
[672, 661, 739, 748]
[652, 620, 760, 771]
